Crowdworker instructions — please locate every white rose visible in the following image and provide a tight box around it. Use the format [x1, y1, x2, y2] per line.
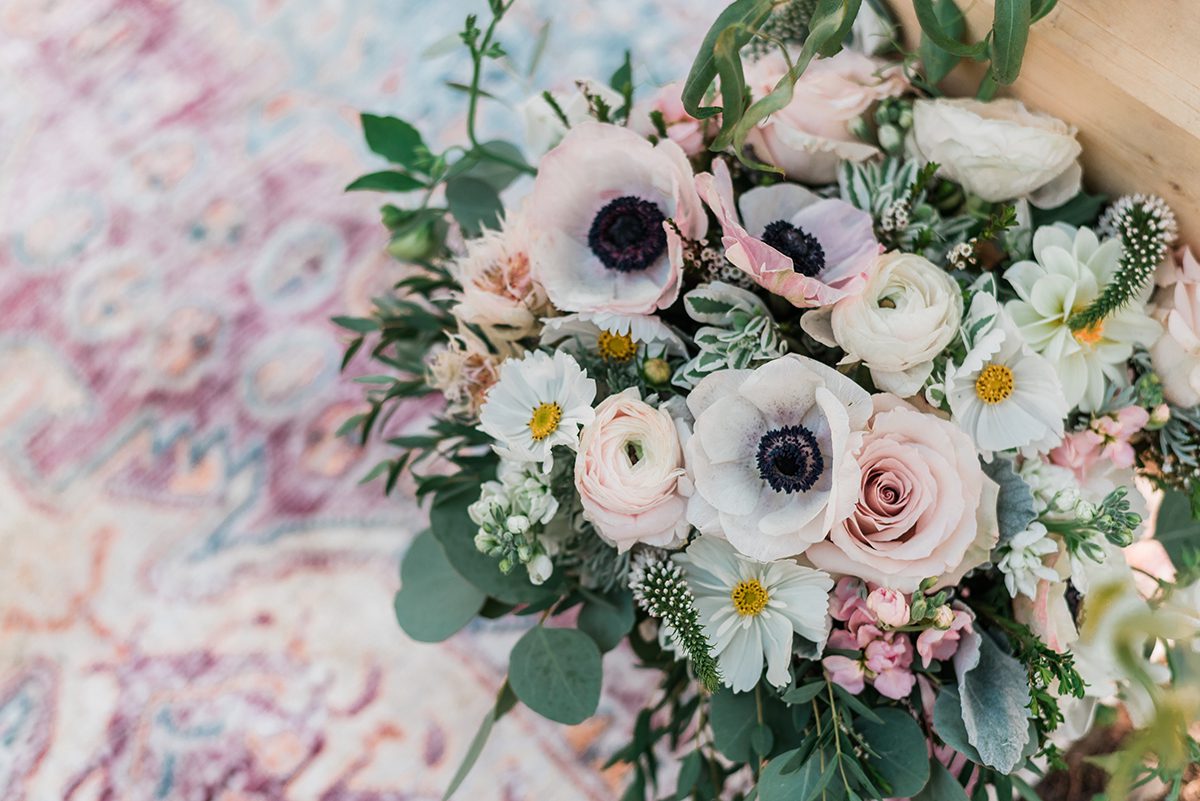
[908, 98, 1082, 208]
[801, 252, 962, 396]
[519, 79, 624, 156]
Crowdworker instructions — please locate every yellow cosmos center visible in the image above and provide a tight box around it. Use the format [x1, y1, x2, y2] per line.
[975, 363, 1015, 405]
[597, 329, 637, 363]
[730, 579, 770, 617]
[528, 402, 562, 441]
[1073, 320, 1105, 346]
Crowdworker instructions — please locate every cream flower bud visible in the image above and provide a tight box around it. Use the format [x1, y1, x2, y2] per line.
[932, 605, 956, 630]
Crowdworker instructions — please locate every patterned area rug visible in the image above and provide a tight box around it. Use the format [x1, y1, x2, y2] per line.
[0, 1, 715, 798]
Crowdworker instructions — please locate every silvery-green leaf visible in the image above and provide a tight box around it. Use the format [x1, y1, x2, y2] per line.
[952, 628, 1032, 772]
[981, 458, 1037, 542]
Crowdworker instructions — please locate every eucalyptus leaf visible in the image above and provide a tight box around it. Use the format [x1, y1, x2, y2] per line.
[577, 589, 635, 652]
[393, 531, 485, 642]
[990, 0, 1032, 84]
[981, 457, 1037, 542]
[912, 757, 969, 801]
[445, 176, 503, 236]
[442, 682, 516, 799]
[509, 627, 603, 725]
[710, 688, 758, 762]
[856, 708, 931, 797]
[758, 749, 841, 801]
[675, 751, 702, 799]
[953, 628, 1032, 772]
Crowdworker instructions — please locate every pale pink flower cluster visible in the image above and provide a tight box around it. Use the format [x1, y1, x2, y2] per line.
[1049, 405, 1150, 480]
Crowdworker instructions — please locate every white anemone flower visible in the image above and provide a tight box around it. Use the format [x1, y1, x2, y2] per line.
[1004, 224, 1161, 412]
[478, 350, 596, 470]
[685, 354, 872, 562]
[527, 122, 706, 315]
[946, 291, 1068, 457]
[675, 536, 833, 692]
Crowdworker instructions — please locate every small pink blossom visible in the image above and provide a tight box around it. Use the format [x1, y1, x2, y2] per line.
[829, 577, 867, 622]
[632, 82, 709, 156]
[865, 636, 916, 700]
[916, 609, 974, 667]
[823, 655, 866, 695]
[866, 587, 910, 628]
[1092, 405, 1150, 468]
[1048, 429, 1104, 483]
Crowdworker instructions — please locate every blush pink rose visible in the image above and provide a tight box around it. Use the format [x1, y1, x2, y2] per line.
[574, 388, 690, 552]
[743, 50, 907, 183]
[807, 394, 1000, 593]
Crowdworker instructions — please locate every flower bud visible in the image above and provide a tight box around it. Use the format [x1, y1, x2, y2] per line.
[932, 605, 955, 630]
[1148, 403, 1171, 430]
[866, 587, 910, 628]
[527, 553, 553, 585]
[506, 514, 531, 534]
[642, 357, 672, 385]
[877, 124, 903, 154]
[387, 222, 439, 262]
[848, 115, 872, 142]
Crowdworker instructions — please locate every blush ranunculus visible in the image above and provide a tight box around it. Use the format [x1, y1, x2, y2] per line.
[574, 388, 690, 552]
[744, 50, 908, 183]
[807, 394, 1000, 593]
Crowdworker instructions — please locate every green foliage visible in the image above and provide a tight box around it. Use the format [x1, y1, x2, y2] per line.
[442, 682, 517, 799]
[509, 626, 603, 725]
[1068, 195, 1177, 331]
[912, 758, 969, 801]
[393, 531, 486, 642]
[953, 628, 1033, 773]
[577, 588, 635, 652]
[856, 708, 931, 797]
[918, 0, 966, 86]
[629, 554, 723, 691]
[981, 457, 1037, 542]
[1154, 488, 1200, 567]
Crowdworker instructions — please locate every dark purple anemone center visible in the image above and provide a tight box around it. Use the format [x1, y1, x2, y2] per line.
[588, 196, 667, 273]
[762, 219, 825, 277]
[756, 425, 824, 494]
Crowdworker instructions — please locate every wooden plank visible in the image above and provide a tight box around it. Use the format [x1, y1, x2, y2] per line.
[888, 0, 1200, 243]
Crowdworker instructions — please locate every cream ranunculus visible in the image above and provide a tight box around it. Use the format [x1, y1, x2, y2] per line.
[801, 252, 963, 397]
[574, 388, 690, 552]
[806, 394, 1000, 593]
[684, 354, 872, 562]
[1150, 247, 1200, 407]
[744, 50, 907, 183]
[908, 98, 1082, 208]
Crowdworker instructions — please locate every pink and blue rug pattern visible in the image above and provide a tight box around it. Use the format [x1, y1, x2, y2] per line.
[0, 1, 715, 798]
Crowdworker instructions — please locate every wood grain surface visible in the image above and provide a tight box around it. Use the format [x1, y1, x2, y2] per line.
[889, 0, 1200, 244]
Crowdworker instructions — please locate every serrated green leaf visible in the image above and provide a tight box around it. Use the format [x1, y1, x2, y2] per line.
[509, 627, 602, 725]
[361, 113, 429, 171]
[990, 0, 1032, 84]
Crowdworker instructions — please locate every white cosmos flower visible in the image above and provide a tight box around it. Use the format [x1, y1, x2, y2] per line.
[1004, 224, 1161, 412]
[539, 312, 687, 362]
[527, 122, 706, 315]
[675, 535, 833, 692]
[478, 350, 596, 470]
[946, 291, 1068, 457]
[685, 354, 872, 562]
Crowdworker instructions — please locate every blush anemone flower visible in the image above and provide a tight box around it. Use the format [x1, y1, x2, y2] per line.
[527, 122, 705, 316]
[697, 158, 878, 308]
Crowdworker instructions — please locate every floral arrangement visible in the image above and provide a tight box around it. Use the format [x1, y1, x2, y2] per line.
[339, 1, 1200, 798]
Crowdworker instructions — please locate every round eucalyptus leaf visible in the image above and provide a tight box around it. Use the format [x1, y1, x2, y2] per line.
[393, 531, 485, 643]
[709, 688, 757, 762]
[577, 590, 635, 652]
[509, 627, 602, 725]
[856, 707, 931, 798]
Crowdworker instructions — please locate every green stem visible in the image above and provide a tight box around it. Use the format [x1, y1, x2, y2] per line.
[826, 680, 852, 795]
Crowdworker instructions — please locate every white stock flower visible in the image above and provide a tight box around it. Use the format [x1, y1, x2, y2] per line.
[908, 98, 1082, 208]
[1004, 224, 1161, 412]
[996, 522, 1060, 599]
[478, 350, 596, 470]
[802, 251, 962, 396]
[675, 536, 833, 692]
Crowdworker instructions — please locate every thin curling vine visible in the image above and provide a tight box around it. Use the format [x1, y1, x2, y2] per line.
[629, 552, 723, 692]
[1068, 194, 1178, 332]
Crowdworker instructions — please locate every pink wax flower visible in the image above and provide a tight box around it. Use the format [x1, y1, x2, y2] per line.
[916, 608, 974, 667]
